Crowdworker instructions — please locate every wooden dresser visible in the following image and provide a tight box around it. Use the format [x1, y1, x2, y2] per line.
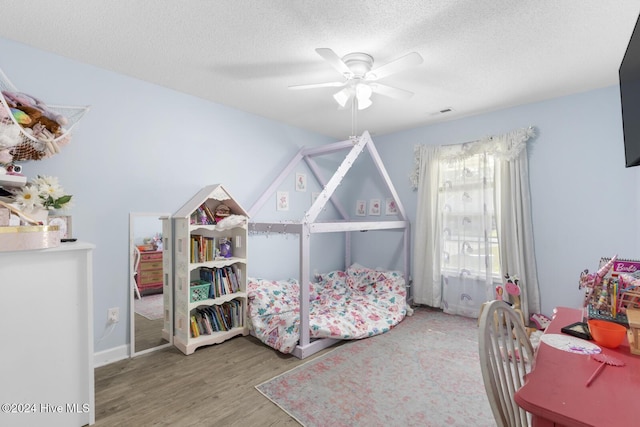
[137, 250, 163, 295]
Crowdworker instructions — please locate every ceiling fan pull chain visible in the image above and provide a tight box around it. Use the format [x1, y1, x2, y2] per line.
[351, 97, 357, 137]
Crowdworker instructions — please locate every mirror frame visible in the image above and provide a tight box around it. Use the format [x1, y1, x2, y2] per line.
[129, 212, 173, 357]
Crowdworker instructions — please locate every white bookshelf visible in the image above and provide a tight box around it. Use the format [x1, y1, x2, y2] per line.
[171, 184, 249, 355]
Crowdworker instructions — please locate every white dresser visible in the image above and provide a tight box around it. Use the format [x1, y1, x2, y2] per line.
[0, 241, 95, 426]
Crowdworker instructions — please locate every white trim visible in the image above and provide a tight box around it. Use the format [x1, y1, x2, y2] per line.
[94, 344, 129, 368]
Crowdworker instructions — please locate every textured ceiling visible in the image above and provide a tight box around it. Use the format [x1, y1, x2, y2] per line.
[1, 1, 639, 140]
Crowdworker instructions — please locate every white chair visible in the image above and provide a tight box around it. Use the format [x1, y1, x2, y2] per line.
[478, 300, 535, 427]
[132, 246, 141, 300]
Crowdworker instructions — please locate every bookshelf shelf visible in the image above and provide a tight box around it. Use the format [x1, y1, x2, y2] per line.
[188, 256, 247, 271]
[0, 174, 26, 188]
[190, 223, 248, 233]
[174, 327, 248, 355]
[171, 184, 250, 355]
[188, 291, 248, 311]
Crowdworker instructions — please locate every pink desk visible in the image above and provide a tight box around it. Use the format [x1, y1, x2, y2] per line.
[515, 307, 640, 427]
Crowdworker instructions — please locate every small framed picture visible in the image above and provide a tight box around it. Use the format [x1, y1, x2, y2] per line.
[385, 198, 398, 215]
[355, 200, 366, 216]
[369, 199, 381, 216]
[295, 173, 307, 192]
[277, 191, 289, 211]
[48, 215, 72, 239]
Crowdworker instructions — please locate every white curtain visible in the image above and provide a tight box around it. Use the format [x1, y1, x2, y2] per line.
[411, 127, 540, 319]
[494, 129, 541, 320]
[412, 145, 441, 306]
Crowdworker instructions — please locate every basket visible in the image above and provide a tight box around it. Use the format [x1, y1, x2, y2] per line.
[588, 304, 628, 326]
[190, 280, 211, 302]
[0, 68, 89, 162]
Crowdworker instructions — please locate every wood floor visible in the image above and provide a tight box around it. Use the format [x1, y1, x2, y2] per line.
[94, 335, 335, 426]
[134, 313, 167, 352]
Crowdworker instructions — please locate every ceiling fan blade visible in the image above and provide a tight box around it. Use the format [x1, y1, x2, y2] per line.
[365, 52, 423, 81]
[315, 48, 352, 77]
[288, 81, 347, 90]
[369, 82, 415, 100]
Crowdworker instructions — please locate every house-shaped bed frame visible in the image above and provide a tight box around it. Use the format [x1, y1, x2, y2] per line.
[248, 131, 411, 358]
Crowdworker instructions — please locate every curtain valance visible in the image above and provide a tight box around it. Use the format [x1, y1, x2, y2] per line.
[410, 126, 535, 189]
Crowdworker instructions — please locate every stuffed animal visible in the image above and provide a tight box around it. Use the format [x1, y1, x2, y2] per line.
[214, 204, 231, 223]
[0, 122, 21, 149]
[2, 91, 66, 137]
[505, 273, 526, 326]
[9, 108, 32, 125]
[2, 91, 67, 125]
[0, 148, 13, 164]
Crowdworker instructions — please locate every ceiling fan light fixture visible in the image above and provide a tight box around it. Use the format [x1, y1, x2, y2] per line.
[357, 97, 372, 110]
[333, 87, 352, 108]
[355, 83, 373, 110]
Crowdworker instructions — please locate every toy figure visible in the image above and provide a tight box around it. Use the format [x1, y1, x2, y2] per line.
[214, 204, 231, 223]
[579, 255, 617, 308]
[505, 273, 525, 327]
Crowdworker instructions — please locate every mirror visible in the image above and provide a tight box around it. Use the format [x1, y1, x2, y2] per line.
[129, 212, 172, 356]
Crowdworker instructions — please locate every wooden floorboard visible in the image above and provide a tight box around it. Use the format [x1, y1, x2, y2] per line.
[134, 312, 167, 352]
[94, 335, 336, 426]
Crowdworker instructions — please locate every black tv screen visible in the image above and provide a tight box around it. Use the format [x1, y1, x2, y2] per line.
[620, 14, 640, 167]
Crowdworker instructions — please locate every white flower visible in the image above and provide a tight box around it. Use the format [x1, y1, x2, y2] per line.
[11, 175, 73, 211]
[15, 185, 40, 210]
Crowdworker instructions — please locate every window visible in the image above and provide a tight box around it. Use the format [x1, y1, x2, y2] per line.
[438, 153, 501, 282]
[411, 127, 540, 319]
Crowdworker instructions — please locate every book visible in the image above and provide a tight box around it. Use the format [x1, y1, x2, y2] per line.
[201, 203, 216, 224]
[198, 309, 214, 334]
[216, 268, 225, 297]
[220, 267, 232, 294]
[214, 305, 228, 330]
[228, 265, 239, 292]
[194, 312, 207, 335]
[206, 307, 220, 331]
[190, 315, 200, 338]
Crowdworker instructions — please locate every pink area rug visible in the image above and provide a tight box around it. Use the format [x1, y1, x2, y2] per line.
[134, 293, 164, 320]
[256, 307, 494, 426]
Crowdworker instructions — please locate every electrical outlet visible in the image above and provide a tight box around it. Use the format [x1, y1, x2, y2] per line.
[108, 307, 119, 323]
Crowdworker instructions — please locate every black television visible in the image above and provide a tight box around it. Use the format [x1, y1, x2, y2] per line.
[620, 13, 640, 167]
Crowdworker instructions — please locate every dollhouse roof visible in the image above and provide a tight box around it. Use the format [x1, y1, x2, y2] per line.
[173, 184, 249, 219]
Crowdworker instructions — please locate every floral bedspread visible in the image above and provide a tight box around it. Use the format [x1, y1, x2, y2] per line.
[247, 264, 407, 354]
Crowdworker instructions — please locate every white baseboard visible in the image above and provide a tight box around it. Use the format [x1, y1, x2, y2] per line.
[94, 344, 130, 368]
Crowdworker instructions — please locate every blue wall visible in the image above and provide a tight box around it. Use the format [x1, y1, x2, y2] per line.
[2, 36, 639, 359]
[0, 38, 336, 357]
[356, 85, 640, 316]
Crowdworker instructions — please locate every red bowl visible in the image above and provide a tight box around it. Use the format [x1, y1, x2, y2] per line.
[588, 319, 627, 349]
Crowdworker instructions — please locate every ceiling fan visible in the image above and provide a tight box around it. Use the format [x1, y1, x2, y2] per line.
[289, 48, 423, 110]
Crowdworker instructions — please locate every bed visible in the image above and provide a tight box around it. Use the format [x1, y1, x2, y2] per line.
[247, 132, 411, 358]
[247, 264, 408, 354]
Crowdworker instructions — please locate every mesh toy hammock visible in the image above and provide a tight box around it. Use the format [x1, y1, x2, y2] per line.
[0, 68, 89, 162]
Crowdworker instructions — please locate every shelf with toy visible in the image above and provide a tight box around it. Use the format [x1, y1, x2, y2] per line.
[0, 68, 89, 164]
[171, 184, 250, 355]
[0, 173, 26, 188]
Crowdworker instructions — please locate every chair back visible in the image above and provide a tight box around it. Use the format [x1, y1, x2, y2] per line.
[478, 300, 534, 427]
[132, 245, 141, 275]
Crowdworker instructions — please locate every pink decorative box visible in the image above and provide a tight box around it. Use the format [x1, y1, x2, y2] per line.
[0, 207, 9, 226]
[0, 225, 60, 252]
